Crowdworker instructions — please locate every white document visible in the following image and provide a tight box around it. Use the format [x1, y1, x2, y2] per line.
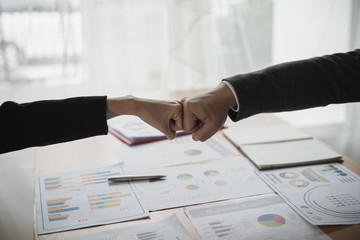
[185, 193, 330, 240]
[257, 163, 360, 225]
[134, 157, 273, 210]
[67, 215, 192, 240]
[223, 125, 311, 144]
[111, 135, 239, 172]
[35, 165, 149, 234]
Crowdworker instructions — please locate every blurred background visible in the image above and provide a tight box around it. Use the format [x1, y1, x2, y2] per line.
[0, 0, 359, 239]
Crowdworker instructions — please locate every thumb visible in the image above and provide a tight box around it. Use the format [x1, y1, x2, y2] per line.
[164, 124, 177, 140]
[192, 122, 219, 142]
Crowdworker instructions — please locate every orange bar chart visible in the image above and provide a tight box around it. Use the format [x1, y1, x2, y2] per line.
[88, 192, 131, 210]
[80, 171, 121, 186]
[47, 198, 79, 221]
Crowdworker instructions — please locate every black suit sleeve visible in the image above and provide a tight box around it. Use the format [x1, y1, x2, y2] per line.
[0, 96, 108, 154]
[223, 49, 360, 121]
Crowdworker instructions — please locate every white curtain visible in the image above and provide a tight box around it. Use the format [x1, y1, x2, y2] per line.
[161, 0, 219, 90]
[81, 0, 272, 96]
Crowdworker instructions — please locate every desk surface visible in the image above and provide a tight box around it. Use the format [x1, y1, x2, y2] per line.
[33, 90, 360, 240]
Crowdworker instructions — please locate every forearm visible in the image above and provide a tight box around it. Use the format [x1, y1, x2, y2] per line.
[0, 96, 108, 154]
[106, 96, 169, 120]
[106, 95, 138, 119]
[224, 49, 360, 121]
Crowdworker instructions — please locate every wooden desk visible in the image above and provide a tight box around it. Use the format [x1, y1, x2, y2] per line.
[34, 90, 360, 239]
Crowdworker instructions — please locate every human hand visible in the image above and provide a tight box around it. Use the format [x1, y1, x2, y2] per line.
[107, 96, 182, 140]
[135, 98, 183, 140]
[180, 83, 236, 141]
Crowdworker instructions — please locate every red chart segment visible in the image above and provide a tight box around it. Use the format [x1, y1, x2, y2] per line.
[258, 214, 286, 227]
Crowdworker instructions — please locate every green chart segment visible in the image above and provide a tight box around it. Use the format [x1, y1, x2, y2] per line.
[257, 214, 286, 227]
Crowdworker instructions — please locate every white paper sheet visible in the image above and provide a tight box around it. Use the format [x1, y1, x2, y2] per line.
[185, 193, 331, 240]
[257, 163, 360, 225]
[133, 157, 273, 210]
[35, 165, 149, 234]
[111, 135, 239, 172]
[67, 215, 192, 240]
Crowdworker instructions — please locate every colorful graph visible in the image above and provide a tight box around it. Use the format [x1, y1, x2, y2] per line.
[301, 168, 329, 182]
[47, 198, 79, 222]
[44, 177, 75, 191]
[176, 173, 193, 180]
[208, 221, 233, 238]
[186, 184, 199, 190]
[242, 176, 255, 182]
[304, 185, 360, 219]
[184, 149, 202, 156]
[88, 192, 131, 210]
[289, 179, 309, 188]
[81, 171, 121, 186]
[258, 214, 286, 227]
[321, 165, 348, 177]
[122, 122, 146, 131]
[279, 172, 299, 179]
[204, 170, 220, 176]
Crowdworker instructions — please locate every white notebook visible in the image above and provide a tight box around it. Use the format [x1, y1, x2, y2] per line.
[223, 125, 342, 170]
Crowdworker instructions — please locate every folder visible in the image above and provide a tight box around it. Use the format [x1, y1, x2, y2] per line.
[108, 115, 189, 145]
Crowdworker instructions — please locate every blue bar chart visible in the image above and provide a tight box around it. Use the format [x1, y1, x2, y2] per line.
[80, 171, 121, 186]
[44, 177, 75, 191]
[47, 198, 80, 222]
[88, 192, 131, 210]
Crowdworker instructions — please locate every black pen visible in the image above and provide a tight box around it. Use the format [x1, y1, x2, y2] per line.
[108, 174, 166, 182]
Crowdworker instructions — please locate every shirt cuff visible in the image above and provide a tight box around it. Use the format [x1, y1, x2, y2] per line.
[222, 81, 240, 112]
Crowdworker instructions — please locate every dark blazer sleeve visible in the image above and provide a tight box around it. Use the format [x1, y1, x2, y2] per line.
[0, 96, 108, 154]
[223, 49, 360, 121]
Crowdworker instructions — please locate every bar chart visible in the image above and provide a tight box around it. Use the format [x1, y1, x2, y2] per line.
[88, 192, 131, 210]
[208, 221, 233, 238]
[47, 198, 80, 222]
[80, 171, 121, 186]
[44, 177, 75, 191]
[36, 165, 149, 234]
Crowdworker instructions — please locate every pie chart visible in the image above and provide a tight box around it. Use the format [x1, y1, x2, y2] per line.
[258, 214, 286, 227]
[186, 184, 199, 190]
[177, 173, 193, 180]
[289, 179, 309, 188]
[279, 172, 299, 179]
[184, 149, 202, 156]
